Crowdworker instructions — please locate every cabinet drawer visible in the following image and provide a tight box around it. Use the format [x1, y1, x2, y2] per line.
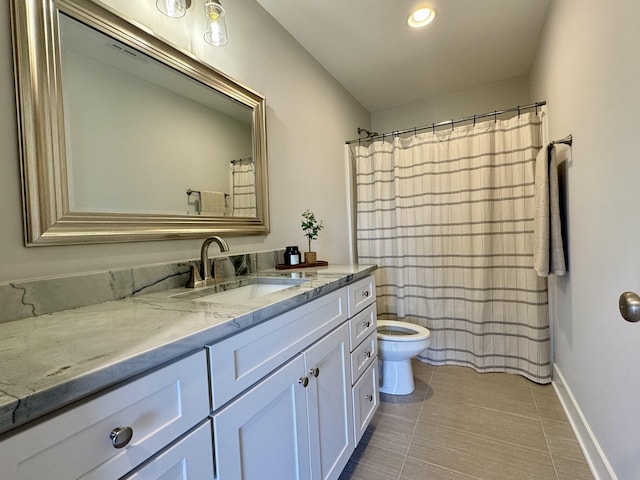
[0, 351, 209, 480]
[350, 332, 377, 384]
[352, 362, 379, 445]
[347, 276, 375, 317]
[348, 303, 377, 350]
[123, 421, 214, 479]
[208, 288, 348, 411]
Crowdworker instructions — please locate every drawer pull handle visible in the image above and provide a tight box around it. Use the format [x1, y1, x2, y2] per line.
[110, 426, 133, 449]
[310, 367, 320, 377]
[365, 394, 373, 402]
[299, 376, 309, 387]
[362, 290, 370, 298]
[363, 321, 371, 328]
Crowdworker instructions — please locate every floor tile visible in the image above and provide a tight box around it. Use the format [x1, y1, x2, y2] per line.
[400, 457, 482, 480]
[425, 370, 539, 419]
[408, 422, 557, 480]
[546, 434, 588, 462]
[339, 442, 404, 480]
[341, 364, 594, 480]
[418, 401, 549, 453]
[532, 386, 569, 421]
[362, 409, 416, 456]
[552, 455, 594, 480]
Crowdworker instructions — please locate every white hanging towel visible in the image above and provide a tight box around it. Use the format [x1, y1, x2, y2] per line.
[533, 145, 566, 276]
[200, 191, 226, 216]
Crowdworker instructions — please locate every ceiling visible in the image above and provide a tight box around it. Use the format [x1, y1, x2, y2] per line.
[255, 0, 553, 113]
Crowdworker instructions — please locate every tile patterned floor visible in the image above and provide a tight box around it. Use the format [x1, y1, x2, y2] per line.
[340, 361, 594, 480]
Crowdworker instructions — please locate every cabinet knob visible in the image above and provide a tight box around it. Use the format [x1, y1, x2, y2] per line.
[365, 351, 372, 358]
[299, 376, 309, 387]
[110, 426, 133, 449]
[309, 367, 320, 377]
[361, 290, 370, 298]
[363, 321, 371, 328]
[365, 394, 373, 402]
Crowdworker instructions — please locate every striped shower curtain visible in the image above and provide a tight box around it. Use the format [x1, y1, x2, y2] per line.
[353, 112, 551, 383]
[231, 159, 256, 217]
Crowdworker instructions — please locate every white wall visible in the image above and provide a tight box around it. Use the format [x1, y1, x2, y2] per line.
[0, 0, 369, 282]
[371, 76, 531, 134]
[530, 1, 640, 478]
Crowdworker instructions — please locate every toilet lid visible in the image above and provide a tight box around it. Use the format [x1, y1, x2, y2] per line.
[377, 320, 430, 341]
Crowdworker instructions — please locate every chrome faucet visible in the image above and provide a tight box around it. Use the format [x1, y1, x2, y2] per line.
[187, 236, 231, 288]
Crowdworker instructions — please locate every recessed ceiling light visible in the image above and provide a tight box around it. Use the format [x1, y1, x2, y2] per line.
[407, 7, 436, 28]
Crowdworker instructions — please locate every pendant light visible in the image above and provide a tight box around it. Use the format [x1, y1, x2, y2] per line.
[203, 1, 228, 46]
[156, 0, 190, 18]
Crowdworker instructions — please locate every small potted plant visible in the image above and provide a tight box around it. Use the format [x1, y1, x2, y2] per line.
[301, 209, 323, 264]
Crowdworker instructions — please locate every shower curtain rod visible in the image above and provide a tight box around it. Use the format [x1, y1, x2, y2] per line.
[346, 101, 547, 145]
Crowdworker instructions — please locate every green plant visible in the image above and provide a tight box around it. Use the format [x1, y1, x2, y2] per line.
[301, 210, 324, 252]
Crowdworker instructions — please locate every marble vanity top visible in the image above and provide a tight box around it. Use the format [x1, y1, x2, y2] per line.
[0, 264, 376, 436]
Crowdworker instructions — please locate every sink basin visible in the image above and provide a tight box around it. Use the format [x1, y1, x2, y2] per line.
[173, 277, 309, 305]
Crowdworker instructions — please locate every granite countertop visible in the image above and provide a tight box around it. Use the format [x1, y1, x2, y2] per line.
[0, 264, 376, 436]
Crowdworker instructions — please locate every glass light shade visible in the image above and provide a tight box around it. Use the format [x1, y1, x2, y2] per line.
[156, 0, 187, 18]
[203, 1, 228, 46]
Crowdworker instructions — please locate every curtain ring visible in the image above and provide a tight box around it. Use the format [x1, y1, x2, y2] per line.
[432, 123, 435, 134]
[535, 103, 539, 115]
[494, 111, 497, 123]
[473, 114, 476, 126]
[414, 126, 417, 137]
[451, 119, 454, 130]
[517, 105, 521, 117]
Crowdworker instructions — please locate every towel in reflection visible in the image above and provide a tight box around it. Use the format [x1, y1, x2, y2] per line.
[200, 191, 226, 216]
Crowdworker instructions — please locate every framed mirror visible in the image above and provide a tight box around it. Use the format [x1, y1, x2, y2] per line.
[10, 0, 269, 246]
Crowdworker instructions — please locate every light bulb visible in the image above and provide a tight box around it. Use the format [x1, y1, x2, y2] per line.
[407, 7, 436, 28]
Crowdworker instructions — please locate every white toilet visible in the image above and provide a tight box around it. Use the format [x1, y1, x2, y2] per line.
[377, 320, 431, 395]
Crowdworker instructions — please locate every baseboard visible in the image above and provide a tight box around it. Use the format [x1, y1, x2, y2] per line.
[552, 364, 617, 480]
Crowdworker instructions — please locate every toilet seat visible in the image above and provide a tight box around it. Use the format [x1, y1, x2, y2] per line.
[377, 320, 430, 342]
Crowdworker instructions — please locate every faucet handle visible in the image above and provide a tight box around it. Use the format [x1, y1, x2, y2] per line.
[186, 262, 204, 288]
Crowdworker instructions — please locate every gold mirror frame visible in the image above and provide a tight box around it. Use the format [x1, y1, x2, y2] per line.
[10, 0, 269, 246]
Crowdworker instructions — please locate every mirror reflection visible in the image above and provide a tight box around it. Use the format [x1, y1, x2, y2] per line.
[60, 14, 256, 218]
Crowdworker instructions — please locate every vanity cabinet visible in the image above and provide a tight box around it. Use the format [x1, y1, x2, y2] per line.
[0, 273, 378, 480]
[209, 288, 355, 480]
[210, 275, 379, 479]
[0, 351, 211, 480]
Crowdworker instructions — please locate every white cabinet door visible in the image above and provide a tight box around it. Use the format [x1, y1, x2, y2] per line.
[123, 421, 214, 480]
[353, 362, 379, 445]
[305, 323, 354, 480]
[212, 355, 311, 480]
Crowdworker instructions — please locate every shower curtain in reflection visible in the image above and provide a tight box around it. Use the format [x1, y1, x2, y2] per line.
[231, 158, 256, 217]
[353, 112, 551, 383]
